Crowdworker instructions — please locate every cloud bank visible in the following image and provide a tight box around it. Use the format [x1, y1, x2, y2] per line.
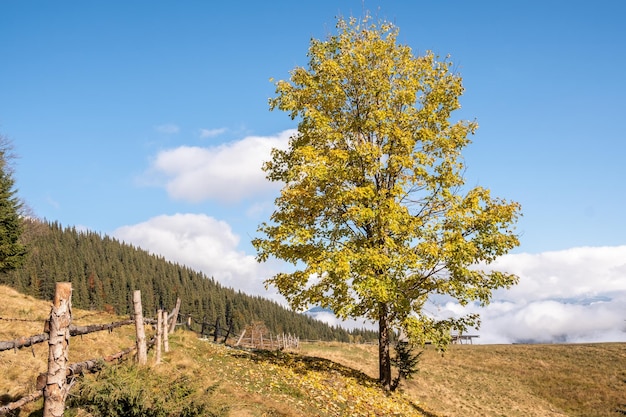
[437, 246, 626, 344]
[145, 130, 294, 203]
[113, 213, 270, 295]
[132, 129, 625, 343]
[114, 211, 626, 343]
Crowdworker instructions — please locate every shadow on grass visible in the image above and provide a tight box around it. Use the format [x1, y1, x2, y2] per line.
[409, 402, 441, 417]
[231, 348, 435, 415]
[233, 348, 378, 386]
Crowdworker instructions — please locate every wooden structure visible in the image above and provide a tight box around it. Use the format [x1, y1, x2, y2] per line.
[451, 334, 479, 344]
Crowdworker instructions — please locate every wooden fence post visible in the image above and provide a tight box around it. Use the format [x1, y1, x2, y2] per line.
[223, 321, 233, 344]
[43, 282, 72, 417]
[155, 309, 162, 365]
[168, 297, 181, 334]
[236, 329, 246, 346]
[133, 290, 147, 365]
[162, 310, 169, 353]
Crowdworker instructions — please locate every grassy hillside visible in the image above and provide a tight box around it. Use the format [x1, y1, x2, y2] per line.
[1, 286, 624, 416]
[302, 342, 626, 417]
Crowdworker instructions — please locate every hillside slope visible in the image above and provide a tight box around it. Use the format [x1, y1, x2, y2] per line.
[302, 341, 626, 417]
[0, 286, 427, 416]
[1, 286, 624, 416]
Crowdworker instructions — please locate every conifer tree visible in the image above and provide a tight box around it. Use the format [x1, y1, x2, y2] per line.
[0, 135, 26, 273]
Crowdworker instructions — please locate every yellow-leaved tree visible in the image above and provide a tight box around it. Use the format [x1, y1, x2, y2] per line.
[253, 16, 521, 390]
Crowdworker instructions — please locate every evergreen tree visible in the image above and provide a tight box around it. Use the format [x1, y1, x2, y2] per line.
[0, 135, 26, 273]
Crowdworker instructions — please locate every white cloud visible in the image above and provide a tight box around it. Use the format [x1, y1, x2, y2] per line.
[112, 213, 273, 295]
[122, 162, 626, 345]
[306, 310, 376, 331]
[198, 128, 227, 138]
[155, 124, 180, 134]
[145, 129, 295, 203]
[438, 246, 626, 344]
[307, 246, 626, 343]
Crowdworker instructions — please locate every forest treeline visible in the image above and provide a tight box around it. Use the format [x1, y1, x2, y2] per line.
[0, 219, 378, 343]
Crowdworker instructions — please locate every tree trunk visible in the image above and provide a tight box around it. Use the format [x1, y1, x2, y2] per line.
[43, 282, 72, 417]
[378, 302, 392, 391]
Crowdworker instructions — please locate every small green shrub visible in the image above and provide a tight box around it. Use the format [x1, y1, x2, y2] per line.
[69, 364, 224, 417]
[391, 340, 422, 391]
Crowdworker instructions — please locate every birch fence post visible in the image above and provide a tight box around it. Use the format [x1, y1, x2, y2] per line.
[155, 309, 162, 365]
[43, 282, 72, 417]
[133, 290, 147, 365]
[162, 309, 169, 353]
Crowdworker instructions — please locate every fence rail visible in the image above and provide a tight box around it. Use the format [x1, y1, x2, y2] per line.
[180, 313, 300, 350]
[0, 319, 140, 353]
[1, 284, 303, 415]
[0, 283, 176, 416]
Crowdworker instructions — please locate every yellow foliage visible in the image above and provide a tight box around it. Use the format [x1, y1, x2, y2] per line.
[254, 14, 521, 384]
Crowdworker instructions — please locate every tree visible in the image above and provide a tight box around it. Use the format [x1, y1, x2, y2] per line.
[253, 16, 521, 390]
[391, 338, 422, 391]
[0, 134, 26, 273]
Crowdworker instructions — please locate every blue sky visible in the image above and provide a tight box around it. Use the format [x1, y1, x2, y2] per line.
[2, 1, 625, 343]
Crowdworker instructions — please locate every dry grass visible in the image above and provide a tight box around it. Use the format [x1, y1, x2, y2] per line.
[0, 285, 142, 414]
[408, 343, 626, 417]
[0, 286, 426, 416]
[301, 341, 626, 417]
[1, 285, 624, 417]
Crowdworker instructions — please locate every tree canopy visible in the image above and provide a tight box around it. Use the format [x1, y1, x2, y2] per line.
[253, 16, 521, 389]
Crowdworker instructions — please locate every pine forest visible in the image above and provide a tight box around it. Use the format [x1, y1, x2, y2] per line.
[0, 219, 377, 343]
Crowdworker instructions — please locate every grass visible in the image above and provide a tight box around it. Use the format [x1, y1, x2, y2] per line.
[302, 341, 626, 417]
[1, 285, 625, 416]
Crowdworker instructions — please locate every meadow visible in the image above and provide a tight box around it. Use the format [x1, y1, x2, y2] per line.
[0, 286, 624, 416]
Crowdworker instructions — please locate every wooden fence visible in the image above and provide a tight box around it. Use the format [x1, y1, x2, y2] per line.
[451, 334, 480, 344]
[179, 314, 300, 350]
[234, 328, 299, 350]
[0, 283, 179, 416]
[1, 283, 301, 415]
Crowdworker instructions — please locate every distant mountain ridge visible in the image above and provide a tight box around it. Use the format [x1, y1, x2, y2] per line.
[0, 219, 378, 342]
[305, 306, 334, 314]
